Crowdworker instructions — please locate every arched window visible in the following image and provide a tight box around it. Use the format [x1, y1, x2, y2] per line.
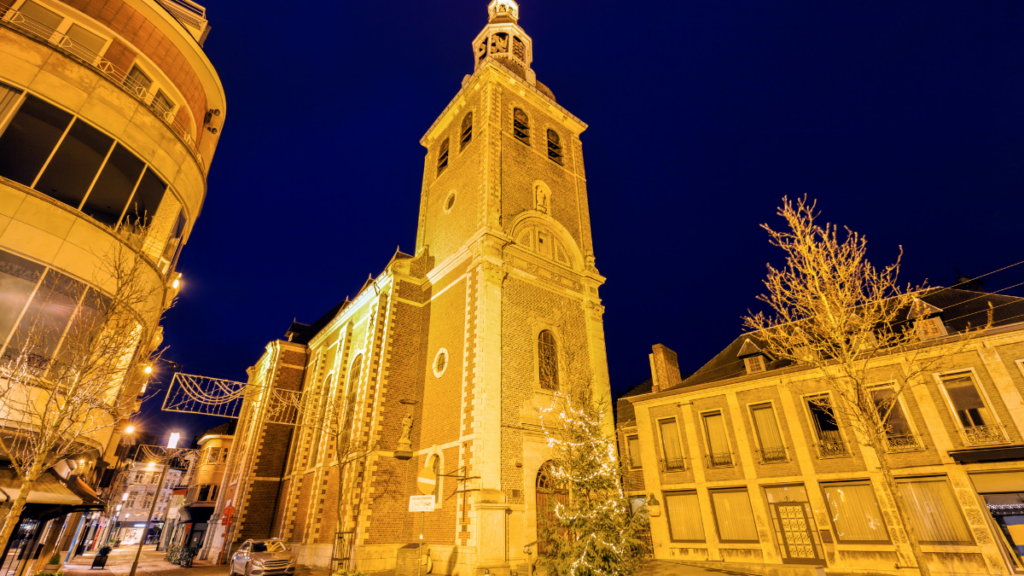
[340, 356, 362, 448]
[536, 461, 567, 554]
[513, 108, 529, 145]
[437, 138, 449, 176]
[538, 330, 558, 391]
[460, 112, 473, 150]
[547, 129, 563, 165]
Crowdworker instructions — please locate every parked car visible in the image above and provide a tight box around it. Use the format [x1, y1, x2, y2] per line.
[229, 539, 297, 576]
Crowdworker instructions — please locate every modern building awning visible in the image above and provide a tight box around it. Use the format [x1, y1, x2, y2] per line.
[949, 444, 1024, 464]
[0, 468, 82, 505]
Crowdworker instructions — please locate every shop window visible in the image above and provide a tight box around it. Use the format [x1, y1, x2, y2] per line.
[821, 481, 889, 543]
[750, 403, 786, 463]
[35, 118, 114, 210]
[460, 112, 472, 150]
[665, 491, 704, 542]
[546, 129, 562, 165]
[436, 138, 449, 176]
[0, 94, 73, 186]
[701, 411, 732, 467]
[538, 330, 558, 390]
[658, 418, 684, 471]
[626, 435, 641, 469]
[513, 108, 529, 144]
[897, 478, 972, 545]
[82, 143, 146, 226]
[710, 489, 758, 542]
[0, 250, 44, 348]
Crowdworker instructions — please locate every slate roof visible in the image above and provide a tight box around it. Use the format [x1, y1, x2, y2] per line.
[667, 287, 1024, 392]
[615, 379, 653, 426]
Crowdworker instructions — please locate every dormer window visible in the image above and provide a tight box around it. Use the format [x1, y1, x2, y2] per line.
[909, 298, 946, 340]
[738, 339, 770, 375]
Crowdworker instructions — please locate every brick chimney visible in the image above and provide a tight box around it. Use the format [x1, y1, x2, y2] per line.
[648, 344, 683, 393]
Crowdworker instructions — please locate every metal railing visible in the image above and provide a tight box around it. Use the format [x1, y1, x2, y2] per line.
[755, 447, 789, 464]
[884, 434, 924, 453]
[814, 438, 850, 458]
[658, 457, 687, 472]
[703, 452, 734, 468]
[0, 4, 206, 173]
[959, 424, 1008, 446]
[155, 0, 207, 33]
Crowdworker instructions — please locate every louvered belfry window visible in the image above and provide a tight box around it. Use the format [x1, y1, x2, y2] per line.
[513, 108, 530, 144]
[437, 138, 449, 176]
[538, 330, 558, 390]
[461, 112, 473, 150]
[547, 129, 563, 165]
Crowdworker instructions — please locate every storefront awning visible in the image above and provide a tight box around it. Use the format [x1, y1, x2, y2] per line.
[0, 468, 83, 505]
[949, 444, 1024, 464]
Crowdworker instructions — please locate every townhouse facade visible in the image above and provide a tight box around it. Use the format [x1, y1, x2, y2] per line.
[619, 288, 1024, 576]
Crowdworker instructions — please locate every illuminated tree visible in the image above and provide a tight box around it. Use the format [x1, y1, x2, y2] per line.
[0, 242, 168, 553]
[743, 197, 988, 576]
[537, 385, 648, 576]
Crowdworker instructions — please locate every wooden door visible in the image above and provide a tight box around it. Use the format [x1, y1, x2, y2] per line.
[536, 463, 568, 555]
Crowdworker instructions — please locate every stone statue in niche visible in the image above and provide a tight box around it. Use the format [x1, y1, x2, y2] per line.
[491, 33, 509, 54]
[535, 185, 549, 213]
[397, 412, 413, 451]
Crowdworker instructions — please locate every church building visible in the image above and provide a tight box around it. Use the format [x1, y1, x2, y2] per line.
[207, 2, 612, 573]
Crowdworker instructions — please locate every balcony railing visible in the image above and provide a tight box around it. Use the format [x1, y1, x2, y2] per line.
[814, 438, 850, 458]
[884, 434, 925, 453]
[704, 452, 734, 468]
[755, 447, 789, 464]
[959, 425, 1009, 446]
[155, 0, 207, 35]
[658, 457, 687, 473]
[0, 3, 206, 173]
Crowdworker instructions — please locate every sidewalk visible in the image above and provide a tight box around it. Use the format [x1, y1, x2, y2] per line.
[63, 545, 225, 576]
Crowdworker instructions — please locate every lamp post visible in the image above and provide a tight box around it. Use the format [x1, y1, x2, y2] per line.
[128, 436, 182, 576]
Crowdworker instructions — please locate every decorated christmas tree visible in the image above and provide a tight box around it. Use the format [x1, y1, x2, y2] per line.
[537, 386, 649, 576]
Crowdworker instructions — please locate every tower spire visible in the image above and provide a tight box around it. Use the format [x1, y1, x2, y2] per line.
[473, 0, 535, 84]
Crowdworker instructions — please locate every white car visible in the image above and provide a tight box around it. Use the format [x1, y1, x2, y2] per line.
[229, 539, 297, 576]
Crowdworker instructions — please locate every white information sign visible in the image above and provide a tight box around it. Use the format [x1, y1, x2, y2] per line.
[409, 495, 435, 512]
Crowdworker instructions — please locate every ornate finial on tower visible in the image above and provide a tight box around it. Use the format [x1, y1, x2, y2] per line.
[488, 0, 519, 22]
[475, 0, 534, 83]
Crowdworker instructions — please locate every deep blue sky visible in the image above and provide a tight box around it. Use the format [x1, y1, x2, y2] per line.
[140, 0, 1024, 439]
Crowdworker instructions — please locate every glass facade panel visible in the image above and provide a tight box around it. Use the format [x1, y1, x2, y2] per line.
[82, 143, 145, 226]
[121, 168, 166, 245]
[3, 270, 85, 367]
[35, 118, 113, 209]
[0, 251, 45, 346]
[0, 95, 73, 186]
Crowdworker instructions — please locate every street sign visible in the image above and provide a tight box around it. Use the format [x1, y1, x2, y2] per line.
[223, 505, 235, 517]
[408, 495, 435, 512]
[416, 466, 436, 495]
[221, 516, 234, 526]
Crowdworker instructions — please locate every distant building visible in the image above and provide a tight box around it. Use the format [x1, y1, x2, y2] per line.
[172, 421, 233, 551]
[0, 0, 225, 569]
[208, 1, 612, 573]
[109, 462, 181, 545]
[618, 287, 1024, 576]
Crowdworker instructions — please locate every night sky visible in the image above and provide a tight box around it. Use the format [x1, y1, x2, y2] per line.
[139, 0, 1024, 441]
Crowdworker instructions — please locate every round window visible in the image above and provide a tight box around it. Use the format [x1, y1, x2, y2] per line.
[444, 192, 456, 213]
[433, 348, 449, 378]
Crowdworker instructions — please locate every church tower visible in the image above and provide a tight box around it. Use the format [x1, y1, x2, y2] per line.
[413, 0, 611, 570]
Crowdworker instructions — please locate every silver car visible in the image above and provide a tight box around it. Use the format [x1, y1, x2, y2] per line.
[229, 539, 297, 576]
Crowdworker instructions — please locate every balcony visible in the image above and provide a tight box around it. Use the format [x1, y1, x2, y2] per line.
[0, 2, 205, 172]
[658, 457, 687, 473]
[755, 447, 789, 464]
[184, 483, 219, 506]
[884, 434, 925, 453]
[959, 425, 1009, 447]
[814, 438, 850, 459]
[703, 452, 734, 469]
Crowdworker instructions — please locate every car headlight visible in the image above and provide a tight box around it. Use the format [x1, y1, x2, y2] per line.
[252, 560, 264, 567]
[288, 558, 296, 564]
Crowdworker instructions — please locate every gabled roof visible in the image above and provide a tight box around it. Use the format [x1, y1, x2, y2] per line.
[737, 339, 765, 358]
[615, 379, 653, 426]
[667, 287, 1024, 391]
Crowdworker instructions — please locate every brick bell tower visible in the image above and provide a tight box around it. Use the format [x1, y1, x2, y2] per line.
[413, 0, 612, 571]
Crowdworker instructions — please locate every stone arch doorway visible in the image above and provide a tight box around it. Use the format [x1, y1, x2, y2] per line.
[535, 461, 568, 555]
